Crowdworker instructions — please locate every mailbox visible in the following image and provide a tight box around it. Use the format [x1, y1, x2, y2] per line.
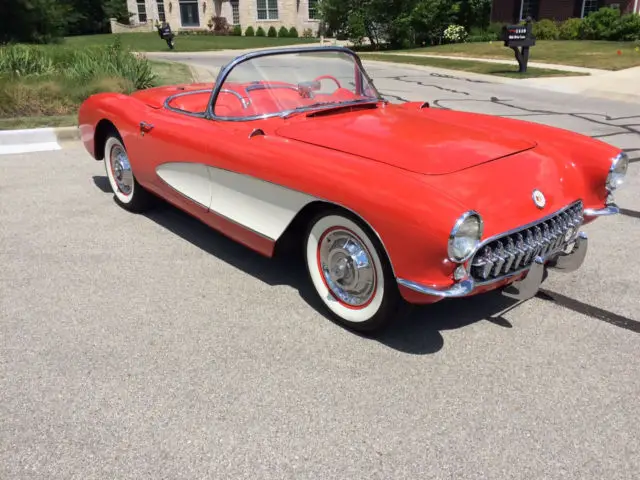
[501, 24, 536, 48]
[501, 18, 536, 73]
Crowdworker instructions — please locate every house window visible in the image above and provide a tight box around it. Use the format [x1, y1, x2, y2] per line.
[179, 0, 200, 26]
[257, 0, 278, 20]
[137, 0, 147, 23]
[308, 0, 319, 20]
[231, 0, 240, 25]
[519, 0, 539, 20]
[582, 0, 600, 17]
[157, 0, 166, 22]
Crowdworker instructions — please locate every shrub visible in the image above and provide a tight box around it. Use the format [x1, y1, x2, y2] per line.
[443, 24, 468, 43]
[533, 19, 560, 40]
[614, 13, 640, 41]
[302, 28, 314, 38]
[245, 26, 255, 36]
[580, 7, 621, 40]
[559, 18, 582, 40]
[0, 41, 156, 90]
[0, 45, 56, 77]
[467, 32, 499, 42]
[278, 26, 289, 37]
[212, 16, 230, 35]
[231, 25, 242, 36]
[289, 27, 299, 38]
[256, 26, 266, 37]
[267, 26, 277, 37]
[0, 41, 158, 119]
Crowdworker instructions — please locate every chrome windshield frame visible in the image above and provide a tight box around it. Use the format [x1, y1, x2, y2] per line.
[204, 45, 384, 122]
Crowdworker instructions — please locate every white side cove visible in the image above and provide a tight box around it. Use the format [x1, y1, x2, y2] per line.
[156, 162, 318, 240]
[156, 162, 212, 208]
[0, 128, 62, 155]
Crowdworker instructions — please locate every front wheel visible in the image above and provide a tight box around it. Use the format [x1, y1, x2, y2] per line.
[304, 211, 401, 333]
[103, 133, 155, 213]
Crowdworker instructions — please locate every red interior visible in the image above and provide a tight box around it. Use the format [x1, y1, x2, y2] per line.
[166, 81, 362, 117]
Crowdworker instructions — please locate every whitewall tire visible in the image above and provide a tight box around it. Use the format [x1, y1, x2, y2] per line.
[305, 212, 401, 332]
[103, 133, 154, 213]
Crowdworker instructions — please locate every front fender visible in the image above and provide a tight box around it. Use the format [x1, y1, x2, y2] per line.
[78, 93, 147, 159]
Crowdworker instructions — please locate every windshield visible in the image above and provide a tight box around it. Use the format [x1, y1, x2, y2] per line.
[211, 49, 382, 120]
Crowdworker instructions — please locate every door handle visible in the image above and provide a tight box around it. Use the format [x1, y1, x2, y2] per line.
[139, 121, 154, 134]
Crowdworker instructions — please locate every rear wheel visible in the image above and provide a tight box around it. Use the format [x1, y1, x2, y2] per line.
[304, 211, 401, 333]
[103, 133, 154, 213]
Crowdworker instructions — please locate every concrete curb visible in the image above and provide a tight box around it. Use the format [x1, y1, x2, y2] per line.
[0, 126, 81, 155]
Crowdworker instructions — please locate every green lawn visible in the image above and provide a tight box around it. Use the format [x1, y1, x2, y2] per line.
[63, 32, 317, 52]
[0, 59, 194, 130]
[360, 54, 586, 78]
[397, 40, 640, 70]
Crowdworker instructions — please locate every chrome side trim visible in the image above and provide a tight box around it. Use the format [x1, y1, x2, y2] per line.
[397, 278, 475, 298]
[584, 205, 619, 217]
[155, 167, 276, 243]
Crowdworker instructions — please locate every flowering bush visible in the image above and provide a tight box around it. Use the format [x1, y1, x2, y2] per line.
[444, 24, 468, 43]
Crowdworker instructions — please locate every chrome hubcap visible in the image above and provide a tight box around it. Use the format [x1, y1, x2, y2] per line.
[109, 145, 133, 195]
[318, 229, 376, 307]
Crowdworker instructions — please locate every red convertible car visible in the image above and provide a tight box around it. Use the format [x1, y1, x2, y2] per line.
[78, 46, 628, 333]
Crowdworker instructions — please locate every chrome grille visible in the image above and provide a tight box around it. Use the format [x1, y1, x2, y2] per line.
[470, 201, 584, 283]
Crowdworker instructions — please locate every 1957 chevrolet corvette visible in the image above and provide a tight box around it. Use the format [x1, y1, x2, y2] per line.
[78, 46, 628, 332]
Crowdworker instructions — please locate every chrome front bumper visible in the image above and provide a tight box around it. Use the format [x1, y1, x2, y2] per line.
[397, 232, 589, 301]
[584, 204, 619, 217]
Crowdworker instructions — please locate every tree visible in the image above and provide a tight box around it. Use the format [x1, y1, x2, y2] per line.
[0, 0, 69, 44]
[318, 0, 467, 49]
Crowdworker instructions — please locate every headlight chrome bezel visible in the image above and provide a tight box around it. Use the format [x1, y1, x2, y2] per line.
[448, 211, 484, 264]
[606, 152, 629, 192]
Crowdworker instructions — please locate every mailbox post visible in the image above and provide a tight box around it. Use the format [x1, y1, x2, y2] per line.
[501, 17, 536, 73]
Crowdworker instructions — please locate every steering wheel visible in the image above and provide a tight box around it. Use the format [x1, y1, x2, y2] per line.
[313, 75, 342, 90]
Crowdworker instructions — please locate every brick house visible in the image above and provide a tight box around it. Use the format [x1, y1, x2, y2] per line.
[491, 0, 640, 23]
[123, 0, 321, 34]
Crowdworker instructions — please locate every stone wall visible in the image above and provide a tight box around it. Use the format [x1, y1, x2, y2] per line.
[110, 18, 155, 33]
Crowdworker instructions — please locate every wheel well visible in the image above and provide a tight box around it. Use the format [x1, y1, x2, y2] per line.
[93, 119, 120, 160]
[275, 201, 395, 275]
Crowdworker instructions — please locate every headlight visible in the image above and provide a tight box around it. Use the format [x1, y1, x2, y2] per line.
[606, 152, 629, 192]
[448, 211, 483, 263]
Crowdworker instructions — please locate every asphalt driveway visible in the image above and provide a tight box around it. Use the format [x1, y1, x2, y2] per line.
[1, 54, 639, 479]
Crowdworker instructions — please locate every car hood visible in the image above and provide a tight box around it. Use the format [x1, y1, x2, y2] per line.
[275, 106, 538, 175]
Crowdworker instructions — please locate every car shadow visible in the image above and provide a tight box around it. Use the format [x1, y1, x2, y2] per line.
[93, 175, 521, 355]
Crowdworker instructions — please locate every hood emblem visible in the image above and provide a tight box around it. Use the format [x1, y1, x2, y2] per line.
[532, 189, 546, 209]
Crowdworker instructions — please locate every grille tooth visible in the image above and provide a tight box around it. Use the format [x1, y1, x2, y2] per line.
[503, 237, 517, 272]
[512, 233, 526, 270]
[470, 201, 583, 283]
[492, 241, 507, 276]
